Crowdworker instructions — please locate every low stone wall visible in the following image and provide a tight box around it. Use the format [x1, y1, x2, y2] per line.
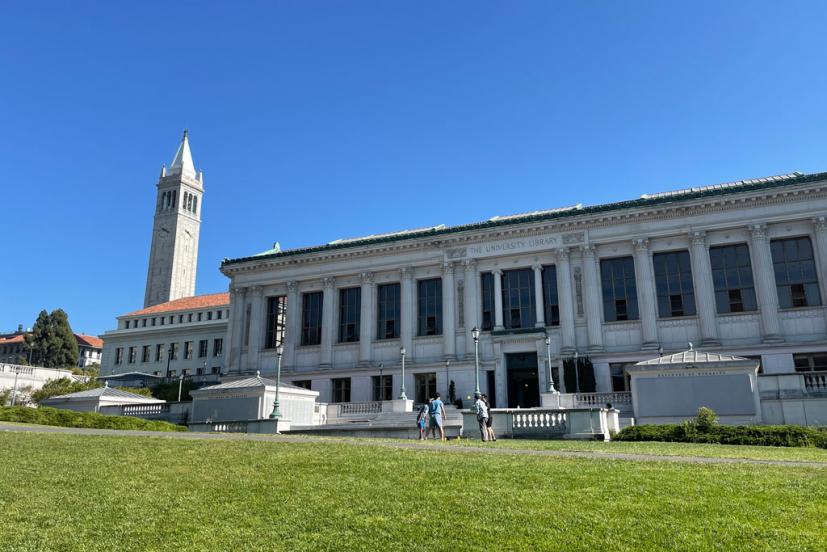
[462, 408, 619, 441]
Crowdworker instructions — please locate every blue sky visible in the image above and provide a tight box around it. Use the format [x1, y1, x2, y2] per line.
[2, 1, 827, 336]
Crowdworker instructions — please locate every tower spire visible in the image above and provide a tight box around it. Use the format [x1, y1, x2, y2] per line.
[168, 129, 196, 178]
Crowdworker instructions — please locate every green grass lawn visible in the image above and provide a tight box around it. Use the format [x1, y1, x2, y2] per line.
[1, 431, 825, 551]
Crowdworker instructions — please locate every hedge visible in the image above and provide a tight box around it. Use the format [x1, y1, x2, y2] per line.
[0, 406, 187, 432]
[615, 422, 827, 449]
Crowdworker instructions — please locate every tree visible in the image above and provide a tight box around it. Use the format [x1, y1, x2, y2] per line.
[30, 377, 100, 404]
[25, 309, 79, 368]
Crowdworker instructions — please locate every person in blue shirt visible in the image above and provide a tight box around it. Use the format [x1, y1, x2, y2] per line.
[429, 393, 447, 440]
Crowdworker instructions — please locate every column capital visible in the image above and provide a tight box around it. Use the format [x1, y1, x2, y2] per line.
[442, 261, 454, 273]
[250, 285, 263, 297]
[322, 276, 336, 289]
[286, 280, 299, 292]
[463, 258, 477, 270]
[556, 247, 570, 261]
[689, 230, 708, 247]
[813, 216, 827, 233]
[749, 223, 768, 240]
[360, 272, 374, 285]
[580, 244, 596, 258]
[401, 266, 414, 280]
[492, 268, 503, 276]
[230, 286, 246, 296]
[531, 263, 543, 272]
[633, 238, 649, 251]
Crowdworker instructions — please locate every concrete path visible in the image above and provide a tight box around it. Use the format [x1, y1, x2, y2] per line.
[1, 422, 825, 468]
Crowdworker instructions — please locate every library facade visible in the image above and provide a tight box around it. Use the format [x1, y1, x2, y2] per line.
[220, 171, 827, 416]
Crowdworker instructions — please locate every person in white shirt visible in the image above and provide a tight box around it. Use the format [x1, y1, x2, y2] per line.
[473, 392, 489, 442]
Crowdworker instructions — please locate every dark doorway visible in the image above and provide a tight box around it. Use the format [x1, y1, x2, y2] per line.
[486, 370, 496, 408]
[506, 352, 540, 408]
[415, 372, 437, 404]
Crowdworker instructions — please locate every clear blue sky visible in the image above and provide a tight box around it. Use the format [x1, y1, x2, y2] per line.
[2, 1, 827, 336]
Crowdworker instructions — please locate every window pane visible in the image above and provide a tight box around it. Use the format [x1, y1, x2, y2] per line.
[600, 257, 638, 322]
[771, 237, 821, 308]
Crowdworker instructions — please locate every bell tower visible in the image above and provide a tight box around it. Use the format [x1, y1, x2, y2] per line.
[143, 130, 204, 308]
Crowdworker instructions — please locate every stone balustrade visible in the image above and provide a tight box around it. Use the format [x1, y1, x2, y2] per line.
[121, 403, 170, 416]
[511, 410, 567, 435]
[575, 391, 632, 407]
[804, 372, 827, 394]
[331, 401, 383, 418]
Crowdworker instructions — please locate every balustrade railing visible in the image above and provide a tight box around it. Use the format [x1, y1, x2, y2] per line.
[511, 410, 567, 435]
[574, 391, 632, 407]
[334, 401, 383, 417]
[121, 403, 169, 416]
[210, 422, 248, 433]
[804, 372, 827, 394]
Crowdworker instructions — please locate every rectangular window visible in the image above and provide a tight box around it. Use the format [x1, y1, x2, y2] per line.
[542, 265, 560, 326]
[710, 244, 757, 314]
[331, 377, 351, 403]
[170, 343, 179, 361]
[198, 339, 208, 358]
[155, 344, 164, 362]
[152, 318, 157, 327]
[376, 283, 401, 339]
[217, 310, 222, 320]
[178, 315, 183, 323]
[243, 304, 251, 346]
[184, 341, 193, 360]
[338, 287, 361, 343]
[601, 256, 639, 322]
[197, 312, 203, 322]
[142, 319, 147, 327]
[115, 347, 123, 365]
[207, 311, 213, 321]
[417, 278, 443, 336]
[141, 345, 150, 363]
[128, 346, 136, 364]
[301, 292, 324, 346]
[372, 375, 393, 401]
[502, 268, 536, 329]
[213, 338, 223, 357]
[265, 296, 287, 349]
[771, 237, 821, 309]
[292, 380, 312, 390]
[793, 353, 827, 372]
[653, 250, 696, 318]
[481, 272, 495, 331]
[160, 317, 164, 326]
[610, 363, 632, 392]
[188, 313, 193, 323]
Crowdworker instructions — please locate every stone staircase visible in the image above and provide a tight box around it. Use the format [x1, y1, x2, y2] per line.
[290, 405, 464, 438]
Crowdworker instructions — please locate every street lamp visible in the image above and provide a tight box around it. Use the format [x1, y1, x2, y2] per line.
[544, 336, 557, 393]
[270, 345, 284, 419]
[573, 350, 580, 394]
[472, 327, 481, 395]
[177, 372, 184, 402]
[10, 366, 21, 406]
[398, 347, 407, 400]
[445, 359, 451, 401]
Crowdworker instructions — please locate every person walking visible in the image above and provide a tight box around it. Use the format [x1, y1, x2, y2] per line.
[416, 402, 429, 440]
[482, 394, 496, 442]
[430, 393, 447, 441]
[473, 392, 489, 442]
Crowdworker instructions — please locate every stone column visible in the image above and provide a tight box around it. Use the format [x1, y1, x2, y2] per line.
[633, 238, 660, 350]
[556, 248, 577, 354]
[359, 272, 374, 366]
[247, 286, 265, 373]
[464, 259, 478, 357]
[689, 231, 720, 346]
[226, 287, 244, 374]
[493, 269, 504, 331]
[320, 277, 336, 366]
[285, 281, 300, 368]
[400, 267, 414, 356]
[811, 217, 827, 303]
[749, 224, 784, 343]
[442, 262, 456, 359]
[581, 245, 604, 352]
[533, 264, 545, 328]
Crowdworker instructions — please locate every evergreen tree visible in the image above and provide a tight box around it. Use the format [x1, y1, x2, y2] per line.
[25, 309, 79, 368]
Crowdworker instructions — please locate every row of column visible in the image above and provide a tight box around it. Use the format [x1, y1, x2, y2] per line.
[230, 219, 827, 372]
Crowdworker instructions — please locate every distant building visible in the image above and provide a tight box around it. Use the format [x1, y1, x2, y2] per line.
[0, 325, 102, 368]
[75, 334, 103, 368]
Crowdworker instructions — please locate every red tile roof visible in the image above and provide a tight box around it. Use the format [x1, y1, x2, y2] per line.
[122, 292, 230, 317]
[0, 334, 25, 345]
[74, 333, 103, 349]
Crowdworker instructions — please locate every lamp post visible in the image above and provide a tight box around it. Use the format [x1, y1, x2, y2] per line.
[10, 366, 21, 406]
[177, 372, 184, 402]
[398, 347, 407, 400]
[472, 327, 481, 395]
[445, 359, 451, 401]
[270, 345, 284, 419]
[573, 350, 580, 394]
[166, 345, 173, 378]
[378, 363, 385, 401]
[544, 336, 557, 393]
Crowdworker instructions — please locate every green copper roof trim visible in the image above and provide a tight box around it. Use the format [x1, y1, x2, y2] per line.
[222, 171, 827, 267]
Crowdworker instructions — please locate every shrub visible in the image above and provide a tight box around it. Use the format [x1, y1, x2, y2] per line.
[616, 422, 827, 449]
[695, 407, 718, 432]
[0, 406, 186, 432]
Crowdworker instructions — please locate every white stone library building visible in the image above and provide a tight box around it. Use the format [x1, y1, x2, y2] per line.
[220, 171, 827, 421]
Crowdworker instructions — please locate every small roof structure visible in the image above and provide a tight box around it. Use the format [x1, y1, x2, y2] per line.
[194, 373, 306, 393]
[45, 386, 164, 403]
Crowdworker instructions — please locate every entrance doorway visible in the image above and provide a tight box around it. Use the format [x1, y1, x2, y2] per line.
[415, 372, 437, 404]
[486, 370, 496, 408]
[506, 353, 540, 408]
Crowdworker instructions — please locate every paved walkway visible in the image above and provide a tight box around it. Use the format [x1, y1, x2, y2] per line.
[1, 422, 825, 468]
